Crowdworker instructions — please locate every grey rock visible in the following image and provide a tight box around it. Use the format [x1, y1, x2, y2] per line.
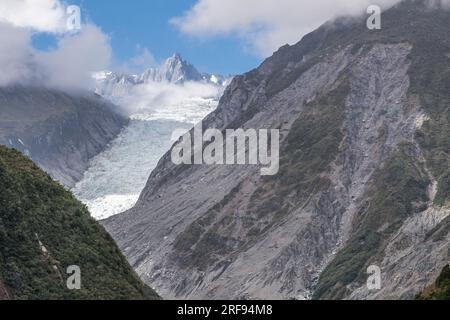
[104, 1, 450, 300]
[0, 86, 128, 187]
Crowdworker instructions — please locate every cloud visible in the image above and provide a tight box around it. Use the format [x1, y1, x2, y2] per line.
[426, 0, 450, 8]
[118, 46, 158, 74]
[112, 80, 222, 116]
[36, 25, 112, 90]
[0, 0, 112, 90]
[0, 0, 67, 33]
[0, 22, 34, 86]
[172, 0, 404, 57]
[0, 22, 112, 90]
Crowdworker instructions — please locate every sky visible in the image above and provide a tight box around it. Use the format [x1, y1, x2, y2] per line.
[27, 0, 407, 76]
[32, 0, 261, 75]
[2, 0, 438, 90]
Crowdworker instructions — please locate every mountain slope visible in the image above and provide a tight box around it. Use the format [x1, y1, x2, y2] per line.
[0, 87, 128, 188]
[419, 264, 450, 300]
[104, 0, 450, 299]
[0, 146, 159, 300]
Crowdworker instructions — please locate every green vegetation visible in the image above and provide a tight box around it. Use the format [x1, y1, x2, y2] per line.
[419, 265, 450, 300]
[405, 5, 450, 206]
[411, 47, 450, 206]
[292, 1, 450, 298]
[314, 144, 430, 299]
[426, 216, 450, 243]
[434, 173, 450, 207]
[0, 146, 159, 300]
[262, 1, 450, 208]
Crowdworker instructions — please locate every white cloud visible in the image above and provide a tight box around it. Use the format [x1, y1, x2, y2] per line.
[36, 25, 112, 90]
[172, 0, 403, 57]
[0, 0, 67, 33]
[0, 22, 112, 90]
[113, 81, 222, 116]
[118, 46, 158, 74]
[0, 22, 34, 86]
[0, 1, 113, 90]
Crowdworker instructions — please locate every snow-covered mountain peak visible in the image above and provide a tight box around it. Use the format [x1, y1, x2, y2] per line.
[94, 54, 232, 99]
[139, 53, 203, 84]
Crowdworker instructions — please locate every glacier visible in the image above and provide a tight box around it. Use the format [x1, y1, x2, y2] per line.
[72, 97, 217, 220]
[73, 54, 229, 220]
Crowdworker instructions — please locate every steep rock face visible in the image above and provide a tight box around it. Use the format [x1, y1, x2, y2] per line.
[104, 0, 450, 299]
[0, 87, 128, 187]
[142, 53, 204, 83]
[0, 277, 9, 299]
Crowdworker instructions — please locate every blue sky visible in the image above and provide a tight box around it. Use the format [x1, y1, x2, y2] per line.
[3, 1, 396, 83]
[33, 0, 261, 75]
[1, 0, 397, 90]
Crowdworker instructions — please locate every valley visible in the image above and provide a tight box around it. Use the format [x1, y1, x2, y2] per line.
[1, 0, 450, 302]
[71, 54, 226, 219]
[72, 99, 216, 220]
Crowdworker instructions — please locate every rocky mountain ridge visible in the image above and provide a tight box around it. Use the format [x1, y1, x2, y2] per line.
[94, 53, 231, 99]
[0, 86, 128, 188]
[104, 0, 450, 299]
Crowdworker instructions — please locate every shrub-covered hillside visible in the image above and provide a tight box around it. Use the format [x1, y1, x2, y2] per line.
[0, 146, 159, 300]
[419, 265, 450, 300]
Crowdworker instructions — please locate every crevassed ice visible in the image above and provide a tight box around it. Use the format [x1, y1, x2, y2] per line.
[73, 98, 217, 220]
